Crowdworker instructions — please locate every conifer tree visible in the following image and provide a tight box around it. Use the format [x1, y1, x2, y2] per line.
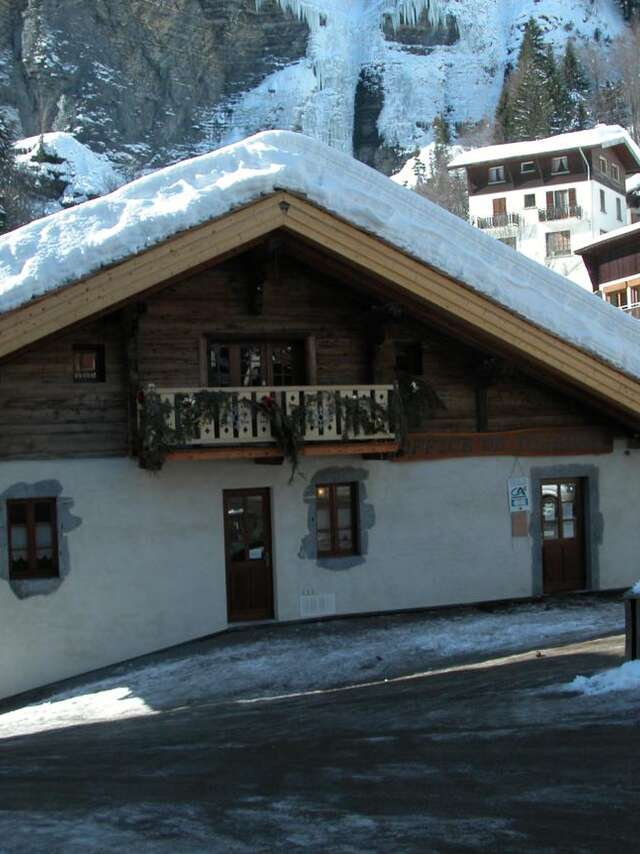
[415, 114, 468, 221]
[0, 115, 13, 232]
[560, 41, 591, 130]
[508, 20, 557, 141]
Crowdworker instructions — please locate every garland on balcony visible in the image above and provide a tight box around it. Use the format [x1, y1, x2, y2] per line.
[137, 380, 443, 476]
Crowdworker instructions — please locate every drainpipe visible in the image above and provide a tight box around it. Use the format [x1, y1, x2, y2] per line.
[578, 147, 595, 241]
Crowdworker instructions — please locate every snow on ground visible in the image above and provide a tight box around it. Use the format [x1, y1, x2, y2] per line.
[3, 130, 640, 386]
[14, 132, 123, 209]
[0, 597, 622, 740]
[562, 660, 640, 695]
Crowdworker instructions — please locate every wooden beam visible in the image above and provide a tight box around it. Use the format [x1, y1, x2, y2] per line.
[165, 439, 400, 463]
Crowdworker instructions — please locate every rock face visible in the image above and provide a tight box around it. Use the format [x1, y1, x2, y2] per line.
[0, 1, 626, 177]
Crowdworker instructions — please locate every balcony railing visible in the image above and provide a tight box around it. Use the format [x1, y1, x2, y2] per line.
[538, 205, 583, 222]
[141, 385, 396, 447]
[475, 213, 522, 230]
[622, 303, 640, 319]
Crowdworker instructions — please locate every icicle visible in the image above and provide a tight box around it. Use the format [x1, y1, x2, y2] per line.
[383, 0, 448, 32]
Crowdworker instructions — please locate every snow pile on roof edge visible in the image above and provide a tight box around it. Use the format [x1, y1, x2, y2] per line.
[2, 130, 640, 382]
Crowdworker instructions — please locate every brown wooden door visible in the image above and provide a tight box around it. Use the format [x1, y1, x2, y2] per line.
[223, 488, 274, 622]
[541, 479, 586, 594]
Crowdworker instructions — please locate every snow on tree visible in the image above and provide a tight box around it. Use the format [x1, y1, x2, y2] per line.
[560, 41, 591, 131]
[414, 114, 468, 221]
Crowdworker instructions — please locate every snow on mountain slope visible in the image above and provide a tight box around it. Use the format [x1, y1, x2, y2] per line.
[213, 0, 626, 159]
[14, 133, 124, 213]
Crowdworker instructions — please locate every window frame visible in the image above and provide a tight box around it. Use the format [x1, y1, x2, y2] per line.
[206, 339, 306, 387]
[524, 193, 536, 209]
[488, 165, 505, 184]
[616, 197, 623, 222]
[6, 498, 59, 580]
[611, 163, 621, 183]
[600, 189, 606, 214]
[599, 156, 608, 176]
[520, 161, 536, 175]
[73, 344, 106, 383]
[550, 156, 569, 175]
[315, 482, 359, 558]
[545, 230, 571, 259]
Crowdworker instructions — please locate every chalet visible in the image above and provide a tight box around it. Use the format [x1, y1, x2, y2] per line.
[577, 222, 640, 317]
[448, 126, 640, 289]
[2, 131, 640, 702]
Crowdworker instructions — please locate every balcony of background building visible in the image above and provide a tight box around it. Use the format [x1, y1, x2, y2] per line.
[538, 205, 583, 222]
[474, 213, 522, 230]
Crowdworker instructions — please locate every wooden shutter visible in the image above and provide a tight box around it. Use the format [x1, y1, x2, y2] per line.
[493, 198, 506, 215]
[546, 191, 554, 210]
[568, 188, 577, 208]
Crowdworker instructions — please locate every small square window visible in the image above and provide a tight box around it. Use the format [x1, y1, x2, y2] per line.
[7, 498, 59, 579]
[73, 345, 105, 383]
[600, 189, 606, 214]
[599, 156, 608, 175]
[488, 165, 505, 184]
[611, 163, 620, 183]
[546, 231, 571, 258]
[551, 156, 569, 174]
[616, 197, 623, 221]
[316, 483, 358, 558]
[524, 193, 536, 209]
[521, 161, 536, 174]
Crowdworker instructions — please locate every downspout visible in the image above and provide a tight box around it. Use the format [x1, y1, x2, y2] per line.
[578, 147, 595, 241]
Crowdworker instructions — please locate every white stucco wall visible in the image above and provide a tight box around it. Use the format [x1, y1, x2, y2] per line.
[1, 444, 638, 700]
[468, 179, 628, 290]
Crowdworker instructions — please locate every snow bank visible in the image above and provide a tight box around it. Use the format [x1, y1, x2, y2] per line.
[14, 132, 123, 206]
[448, 125, 640, 169]
[564, 660, 640, 695]
[3, 130, 640, 382]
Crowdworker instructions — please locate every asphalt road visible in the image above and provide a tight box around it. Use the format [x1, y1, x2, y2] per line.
[0, 635, 638, 853]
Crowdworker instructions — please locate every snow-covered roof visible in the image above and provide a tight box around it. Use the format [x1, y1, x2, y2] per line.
[576, 221, 640, 255]
[2, 130, 640, 382]
[448, 125, 640, 170]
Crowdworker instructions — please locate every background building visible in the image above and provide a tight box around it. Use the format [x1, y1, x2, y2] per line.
[449, 126, 640, 289]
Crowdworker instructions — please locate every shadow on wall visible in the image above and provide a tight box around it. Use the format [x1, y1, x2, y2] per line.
[0, 480, 82, 600]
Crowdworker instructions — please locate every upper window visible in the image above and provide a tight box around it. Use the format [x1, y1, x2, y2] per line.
[73, 345, 105, 383]
[608, 289, 628, 308]
[616, 197, 623, 222]
[207, 340, 305, 387]
[599, 156, 608, 175]
[488, 165, 505, 184]
[600, 189, 606, 214]
[546, 231, 571, 258]
[315, 483, 358, 558]
[524, 193, 536, 209]
[521, 161, 536, 174]
[7, 498, 59, 579]
[551, 156, 569, 175]
[611, 163, 621, 183]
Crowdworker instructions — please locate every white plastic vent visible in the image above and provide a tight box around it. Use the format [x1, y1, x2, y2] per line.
[299, 593, 337, 619]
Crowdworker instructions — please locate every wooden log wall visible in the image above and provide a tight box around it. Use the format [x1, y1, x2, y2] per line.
[0, 247, 608, 460]
[0, 317, 128, 459]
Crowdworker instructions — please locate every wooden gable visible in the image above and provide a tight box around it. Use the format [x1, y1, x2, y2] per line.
[1, 191, 640, 437]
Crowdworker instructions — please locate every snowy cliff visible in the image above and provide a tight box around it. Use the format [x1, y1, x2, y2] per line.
[0, 0, 627, 176]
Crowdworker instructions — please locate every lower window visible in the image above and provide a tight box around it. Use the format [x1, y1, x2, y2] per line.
[315, 483, 358, 557]
[546, 230, 571, 258]
[7, 498, 59, 579]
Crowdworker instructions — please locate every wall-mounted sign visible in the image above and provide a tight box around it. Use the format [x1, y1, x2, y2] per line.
[508, 477, 530, 513]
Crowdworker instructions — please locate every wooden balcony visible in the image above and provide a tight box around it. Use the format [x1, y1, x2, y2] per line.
[138, 385, 399, 463]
